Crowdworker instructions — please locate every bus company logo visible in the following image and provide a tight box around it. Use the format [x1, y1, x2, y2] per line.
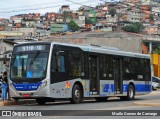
[65, 82, 71, 88]
[2, 111, 12, 116]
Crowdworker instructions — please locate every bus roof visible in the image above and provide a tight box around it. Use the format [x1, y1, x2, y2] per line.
[51, 42, 150, 59]
[14, 41, 150, 59]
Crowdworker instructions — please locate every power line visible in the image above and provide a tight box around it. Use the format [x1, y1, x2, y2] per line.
[0, 1, 61, 10]
[65, 0, 99, 8]
[65, 0, 96, 7]
[0, 0, 98, 14]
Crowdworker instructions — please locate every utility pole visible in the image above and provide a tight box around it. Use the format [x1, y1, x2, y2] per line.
[117, 13, 120, 31]
[63, 11, 66, 24]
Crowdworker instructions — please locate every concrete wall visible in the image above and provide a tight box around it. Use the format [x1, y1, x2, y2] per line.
[12, 28, 35, 36]
[83, 37, 142, 53]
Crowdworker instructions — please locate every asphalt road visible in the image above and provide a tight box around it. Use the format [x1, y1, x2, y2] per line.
[0, 90, 160, 119]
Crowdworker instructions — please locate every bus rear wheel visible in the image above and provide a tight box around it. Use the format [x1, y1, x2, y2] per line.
[127, 85, 135, 100]
[120, 85, 135, 101]
[70, 84, 82, 104]
[36, 98, 46, 105]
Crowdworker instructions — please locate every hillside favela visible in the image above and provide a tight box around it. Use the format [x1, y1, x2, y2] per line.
[2, 0, 160, 76]
[0, 0, 160, 118]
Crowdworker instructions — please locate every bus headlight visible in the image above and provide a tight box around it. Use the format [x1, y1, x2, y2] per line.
[40, 81, 47, 88]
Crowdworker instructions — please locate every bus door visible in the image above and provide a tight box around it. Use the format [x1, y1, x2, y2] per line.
[113, 58, 123, 94]
[89, 55, 99, 95]
[51, 50, 68, 84]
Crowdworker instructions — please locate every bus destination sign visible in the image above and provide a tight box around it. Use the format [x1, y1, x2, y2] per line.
[15, 45, 46, 52]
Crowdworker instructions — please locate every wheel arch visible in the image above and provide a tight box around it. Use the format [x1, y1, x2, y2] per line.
[128, 82, 135, 94]
[73, 81, 84, 97]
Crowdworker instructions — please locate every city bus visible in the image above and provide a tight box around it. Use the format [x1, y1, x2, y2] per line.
[9, 42, 152, 105]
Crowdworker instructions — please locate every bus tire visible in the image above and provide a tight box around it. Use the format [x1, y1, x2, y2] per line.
[70, 84, 82, 104]
[120, 96, 127, 100]
[127, 85, 135, 101]
[13, 98, 19, 102]
[36, 98, 46, 105]
[95, 97, 108, 102]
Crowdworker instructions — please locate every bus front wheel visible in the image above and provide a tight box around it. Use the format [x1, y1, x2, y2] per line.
[13, 98, 19, 102]
[70, 84, 82, 104]
[36, 98, 46, 105]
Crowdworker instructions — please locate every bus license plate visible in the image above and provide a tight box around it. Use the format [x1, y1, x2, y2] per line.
[23, 94, 30, 97]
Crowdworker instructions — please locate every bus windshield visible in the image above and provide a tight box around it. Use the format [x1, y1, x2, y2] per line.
[10, 52, 48, 80]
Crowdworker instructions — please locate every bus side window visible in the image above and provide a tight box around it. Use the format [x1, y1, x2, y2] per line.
[57, 56, 65, 72]
[51, 54, 65, 72]
[51, 54, 56, 72]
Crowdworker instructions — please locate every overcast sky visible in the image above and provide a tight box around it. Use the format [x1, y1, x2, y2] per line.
[0, 0, 120, 18]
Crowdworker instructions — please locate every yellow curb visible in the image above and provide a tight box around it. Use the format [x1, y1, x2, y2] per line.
[0, 100, 36, 106]
[133, 101, 160, 106]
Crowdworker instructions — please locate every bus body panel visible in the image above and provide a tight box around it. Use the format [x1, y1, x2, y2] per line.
[50, 78, 84, 98]
[9, 79, 51, 98]
[99, 80, 115, 96]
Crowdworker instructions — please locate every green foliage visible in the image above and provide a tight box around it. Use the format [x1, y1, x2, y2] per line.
[108, 8, 116, 17]
[88, 10, 97, 24]
[155, 46, 160, 54]
[85, 18, 92, 24]
[68, 20, 79, 32]
[122, 22, 144, 33]
[149, 14, 154, 20]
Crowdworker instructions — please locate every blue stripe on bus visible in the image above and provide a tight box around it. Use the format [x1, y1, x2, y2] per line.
[103, 84, 114, 93]
[12, 82, 42, 91]
[134, 84, 151, 92]
[103, 84, 151, 93]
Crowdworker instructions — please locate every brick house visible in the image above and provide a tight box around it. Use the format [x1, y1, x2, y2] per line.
[45, 12, 56, 21]
[143, 25, 158, 34]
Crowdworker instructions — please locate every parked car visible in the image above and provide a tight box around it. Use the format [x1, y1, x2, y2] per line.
[152, 82, 159, 90]
[152, 76, 160, 90]
[152, 76, 160, 84]
[0, 81, 1, 93]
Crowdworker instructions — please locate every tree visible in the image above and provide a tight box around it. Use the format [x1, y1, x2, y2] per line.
[155, 46, 160, 54]
[108, 8, 116, 17]
[85, 18, 92, 24]
[122, 22, 144, 33]
[68, 20, 79, 32]
[149, 14, 154, 20]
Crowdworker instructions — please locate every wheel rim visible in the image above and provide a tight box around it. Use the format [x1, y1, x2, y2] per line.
[129, 87, 133, 98]
[74, 89, 80, 99]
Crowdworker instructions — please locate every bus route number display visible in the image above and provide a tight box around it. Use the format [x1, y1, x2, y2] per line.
[15, 45, 46, 52]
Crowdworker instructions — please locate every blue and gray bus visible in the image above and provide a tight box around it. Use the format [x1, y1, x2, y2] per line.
[9, 42, 152, 104]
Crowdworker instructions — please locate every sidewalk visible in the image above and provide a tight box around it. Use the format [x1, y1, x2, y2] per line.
[133, 90, 160, 106]
[133, 100, 160, 106]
